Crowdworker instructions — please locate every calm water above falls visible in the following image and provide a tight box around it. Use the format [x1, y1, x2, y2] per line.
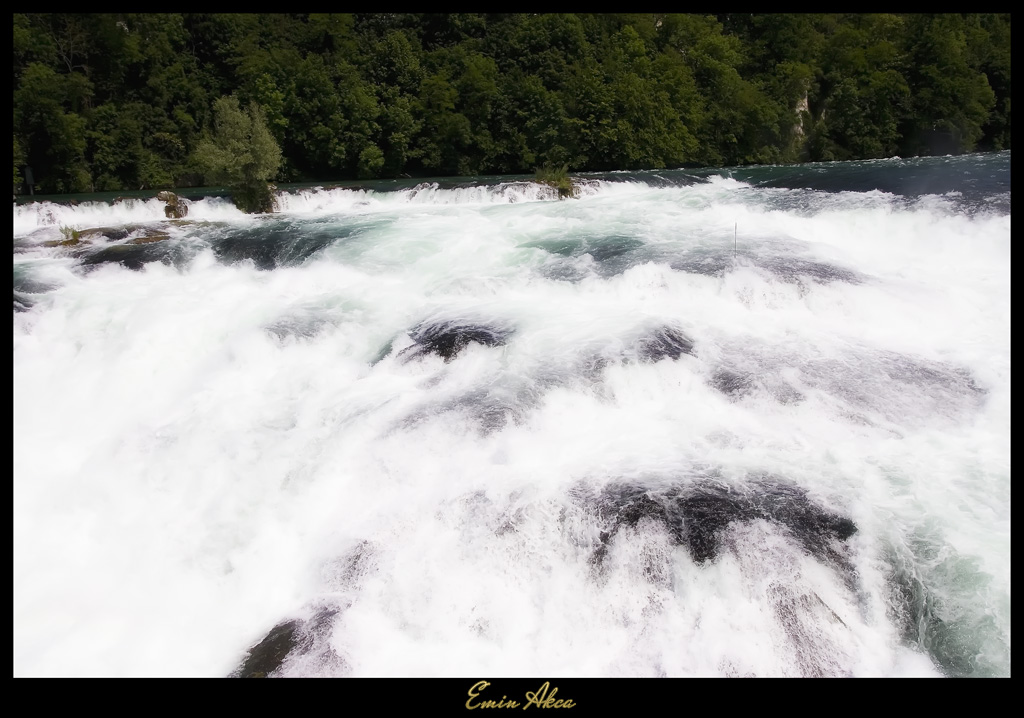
[13, 152, 1010, 677]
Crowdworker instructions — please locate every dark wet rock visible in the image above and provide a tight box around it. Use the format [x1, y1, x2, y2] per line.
[585, 477, 857, 573]
[157, 190, 189, 219]
[13, 272, 56, 296]
[13, 269, 57, 312]
[523, 235, 643, 261]
[230, 607, 340, 678]
[80, 240, 185, 271]
[77, 228, 115, 242]
[674, 488, 750, 564]
[231, 542, 380, 677]
[475, 403, 517, 433]
[410, 391, 524, 434]
[440, 393, 522, 434]
[767, 582, 850, 677]
[532, 247, 654, 283]
[707, 344, 981, 422]
[129, 232, 171, 244]
[709, 368, 755, 397]
[802, 351, 985, 425]
[759, 257, 860, 285]
[100, 228, 131, 241]
[670, 253, 734, 277]
[398, 377, 549, 436]
[575, 354, 610, 383]
[397, 319, 513, 363]
[524, 236, 645, 280]
[395, 363, 574, 437]
[634, 326, 695, 362]
[768, 382, 806, 405]
[744, 481, 857, 563]
[231, 619, 302, 678]
[95, 225, 172, 242]
[580, 236, 644, 262]
[332, 541, 377, 587]
[210, 226, 341, 270]
[709, 365, 804, 405]
[581, 325, 695, 374]
[539, 262, 591, 283]
[43, 225, 168, 249]
[320, 540, 381, 596]
[590, 492, 677, 567]
[876, 351, 986, 397]
[670, 250, 860, 285]
[14, 292, 34, 312]
[266, 312, 335, 343]
[212, 232, 289, 270]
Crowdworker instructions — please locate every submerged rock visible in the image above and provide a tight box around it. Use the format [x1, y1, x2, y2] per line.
[129, 232, 171, 244]
[884, 542, 996, 677]
[13, 270, 58, 311]
[13, 292, 34, 312]
[265, 313, 335, 343]
[585, 477, 857, 571]
[634, 326, 696, 362]
[210, 226, 340, 270]
[670, 251, 860, 285]
[720, 347, 986, 422]
[522, 235, 644, 262]
[670, 253, 734, 277]
[709, 368, 754, 397]
[397, 319, 513, 363]
[81, 241, 178, 270]
[399, 377, 552, 436]
[759, 256, 859, 285]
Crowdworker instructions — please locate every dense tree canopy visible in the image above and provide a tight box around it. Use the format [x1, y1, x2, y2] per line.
[12, 13, 1011, 195]
[193, 96, 281, 212]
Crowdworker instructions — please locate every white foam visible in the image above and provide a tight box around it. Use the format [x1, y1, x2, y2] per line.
[13, 170, 1010, 676]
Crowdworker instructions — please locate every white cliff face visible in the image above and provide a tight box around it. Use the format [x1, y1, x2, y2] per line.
[794, 92, 810, 138]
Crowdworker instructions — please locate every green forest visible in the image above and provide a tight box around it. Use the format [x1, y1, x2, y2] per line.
[13, 13, 1011, 196]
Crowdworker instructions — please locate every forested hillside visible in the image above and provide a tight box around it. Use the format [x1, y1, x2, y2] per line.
[13, 13, 1011, 195]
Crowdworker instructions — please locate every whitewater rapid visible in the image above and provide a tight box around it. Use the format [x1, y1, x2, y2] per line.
[13, 161, 1010, 677]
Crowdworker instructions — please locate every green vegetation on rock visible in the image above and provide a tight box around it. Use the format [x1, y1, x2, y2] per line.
[535, 162, 577, 199]
[58, 224, 81, 244]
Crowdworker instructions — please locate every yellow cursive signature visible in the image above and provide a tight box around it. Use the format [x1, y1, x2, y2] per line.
[467, 681, 576, 710]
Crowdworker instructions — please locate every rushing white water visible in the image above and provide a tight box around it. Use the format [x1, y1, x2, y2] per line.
[13, 156, 1010, 677]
